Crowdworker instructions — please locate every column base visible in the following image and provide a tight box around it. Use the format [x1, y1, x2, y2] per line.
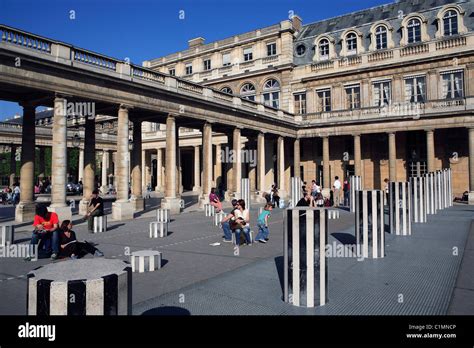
[161, 197, 182, 215]
[48, 205, 72, 221]
[192, 186, 202, 195]
[112, 201, 134, 220]
[79, 199, 90, 216]
[469, 192, 474, 205]
[15, 202, 36, 223]
[131, 196, 145, 211]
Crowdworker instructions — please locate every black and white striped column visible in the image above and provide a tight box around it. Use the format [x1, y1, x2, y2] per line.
[0, 225, 14, 247]
[93, 216, 107, 233]
[241, 178, 250, 209]
[435, 171, 443, 211]
[355, 190, 385, 259]
[424, 172, 437, 215]
[284, 208, 328, 308]
[410, 176, 427, 223]
[290, 177, 302, 208]
[214, 211, 226, 226]
[156, 209, 170, 222]
[149, 221, 168, 238]
[27, 259, 132, 315]
[389, 182, 412, 236]
[131, 250, 162, 273]
[204, 204, 215, 217]
[446, 168, 453, 207]
[350, 176, 362, 213]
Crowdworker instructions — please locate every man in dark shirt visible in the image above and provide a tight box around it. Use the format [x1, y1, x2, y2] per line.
[86, 189, 104, 232]
[296, 192, 314, 207]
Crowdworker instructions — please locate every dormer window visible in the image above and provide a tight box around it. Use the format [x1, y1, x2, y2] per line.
[319, 39, 330, 60]
[346, 32, 358, 55]
[375, 26, 388, 50]
[443, 10, 458, 36]
[407, 18, 421, 43]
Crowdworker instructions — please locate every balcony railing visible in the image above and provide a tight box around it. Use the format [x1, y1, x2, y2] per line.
[435, 36, 467, 50]
[0, 27, 51, 53]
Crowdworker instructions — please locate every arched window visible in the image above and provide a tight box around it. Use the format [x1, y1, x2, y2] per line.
[407, 18, 421, 43]
[240, 83, 256, 101]
[220, 87, 233, 95]
[375, 26, 388, 50]
[319, 39, 330, 60]
[443, 10, 458, 36]
[262, 79, 280, 109]
[346, 32, 358, 54]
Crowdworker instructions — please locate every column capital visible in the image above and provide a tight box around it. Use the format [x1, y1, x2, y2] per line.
[18, 100, 38, 109]
[424, 128, 435, 133]
[119, 103, 133, 111]
[386, 131, 396, 136]
[353, 133, 361, 137]
[54, 91, 71, 100]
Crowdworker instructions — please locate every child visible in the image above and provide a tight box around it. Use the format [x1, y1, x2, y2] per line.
[255, 203, 273, 243]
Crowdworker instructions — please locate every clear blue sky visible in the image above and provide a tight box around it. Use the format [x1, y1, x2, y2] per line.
[0, 0, 390, 120]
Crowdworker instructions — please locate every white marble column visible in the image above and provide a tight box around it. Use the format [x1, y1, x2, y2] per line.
[232, 127, 242, 198]
[192, 145, 201, 192]
[214, 143, 222, 188]
[257, 132, 266, 195]
[161, 115, 181, 214]
[322, 136, 330, 191]
[79, 117, 96, 216]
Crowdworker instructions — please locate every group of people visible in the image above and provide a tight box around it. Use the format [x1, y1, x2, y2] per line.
[1, 183, 20, 205]
[297, 176, 352, 208]
[25, 190, 105, 261]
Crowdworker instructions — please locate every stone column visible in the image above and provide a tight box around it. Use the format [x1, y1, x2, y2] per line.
[78, 147, 84, 183]
[131, 121, 144, 211]
[49, 97, 72, 221]
[200, 123, 213, 206]
[192, 145, 201, 192]
[224, 135, 234, 201]
[79, 117, 96, 216]
[277, 136, 287, 198]
[155, 148, 164, 192]
[112, 105, 134, 220]
[233, 127, 242, 198]
[38, 147, 46, 181]
[100, 150, 108, 193]
[176, 126, 183, 195]
[257, 132, 266, 193]
[468, 128, 474, 204]
[161, 115, 181, 214]
[15, 102, 36, 222]
[214, 143, 222, 188]
[426, 129, 435, 173]
[322, 136, 330, 191]
[388, 132, 397, 182]
[294, 138, 301, 179]
[9, 145, 16, 187]
[354, 134, 362, 177]
[141, 150, 146, 189]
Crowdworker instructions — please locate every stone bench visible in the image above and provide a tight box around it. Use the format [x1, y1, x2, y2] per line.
[204, 204, 215, 217]
[214, 211, 226, 226]
[149, 221, 168, 238]
[93, 215, 107, 233]
[156, 208, 170, 223]
[328, 209, 340, 220]
[0, 224, 14, 247]
[130, 250, 162, 273]
[232, 230, 254, 245]
[27, 258, 131, 315]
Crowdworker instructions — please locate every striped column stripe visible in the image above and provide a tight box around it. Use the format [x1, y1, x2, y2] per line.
[0, 225, 14, 247]
[156, 209, 170, 222]
[389, 182, 412, 236]
[131, 250, 162, 273]
[27, 259, 132, 315]
[284, 208, 328, 308]
[410, 176, 427, 223]
[93, 216, 107, 233]
[447, 168, 453, 207]
[214, 212, 226, 226]
[290, 177, 302, 208]
[241, 178, 250, 210]
[149, 221, 168, 238]
[436, 171, 443, 210]
[350, 176, 362, 213]
[424, 172, 437, 215]
[355, 190, 385, 259]
[327, 210, 340, 220]
[204, 204, 215, 217]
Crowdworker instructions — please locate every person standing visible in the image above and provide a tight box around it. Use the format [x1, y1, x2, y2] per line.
[333, 176, 342, 207]
[343, 178, 350, 207]
[255, 203, 272, 243]
[86, 189, 104, 232]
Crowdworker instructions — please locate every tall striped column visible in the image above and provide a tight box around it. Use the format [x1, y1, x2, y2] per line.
[350, 176, 362, 213]
[410, 176, 427, 223]
[0, 225, 14, 247]
[436, 171, 443, 210]
[389, 182, 412, 236]
[424, 172, 437, 215]
[284, 208, 328, 308]
[447, 168, 453, 207]
[355, 190, 385, 259]
[241, 178, 250, 209]
[27, 259, 132, 315]
[290, 177, 302, 207]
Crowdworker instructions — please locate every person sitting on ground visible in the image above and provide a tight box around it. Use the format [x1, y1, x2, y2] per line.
[255, 203, 273, 243]
[86, 189, 104, 232]
[59, 220, 104, 259]
[296, 192, 315, 207]
[26, 204, 60, 260]
[209, 187, 223, 212]
[221, 199, 238, 243]
[233, 199, 251, 246]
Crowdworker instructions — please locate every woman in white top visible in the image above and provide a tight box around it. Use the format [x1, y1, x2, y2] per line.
[234, 199, 251, 245]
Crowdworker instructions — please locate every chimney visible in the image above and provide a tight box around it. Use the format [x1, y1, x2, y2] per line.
[188, 37, 205, 48]
[292, 15, 303, 31]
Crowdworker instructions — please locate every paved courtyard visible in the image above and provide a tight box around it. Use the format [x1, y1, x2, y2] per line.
[0, 196, 473, 315]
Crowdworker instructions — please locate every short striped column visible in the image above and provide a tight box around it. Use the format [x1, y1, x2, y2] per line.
[204, 204, 215, 217]
[424, 172, 437, 215]
[27, 259, 132, 315]
[130, 250, 162, 273]
[93, 216, 107, 233]
[328, 209, 340, 220]
[389, 182, 412, 236]
[410, 176, 427, 223]
[284, 208, 328, 308]
[0, 225, 14, 247]
[149, 221, 168, 238]
[290, 177, 302, 208]
[241, 178, 250, 209]
[214, 211, 226, 226]
[156, 209, 170, 222]
[350, 176, 362, 213]
[355, 190, 385, 259]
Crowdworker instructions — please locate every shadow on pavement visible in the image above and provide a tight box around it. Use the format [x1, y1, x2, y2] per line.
[331, 232, 356, 245]
[141, 306, 191, 316]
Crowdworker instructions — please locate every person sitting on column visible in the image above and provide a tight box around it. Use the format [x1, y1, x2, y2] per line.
[333, 176, 342, 207]
[59, 220, 104, 259]
[86, 189, 104, 233]
[233, 199, 251, 246]
[25, 204, 60, 261]
[255, 203, 273, 243]
[209, 187, 223, 213]
[296, 191, 315, 207]
[221, 199, 238, 243]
